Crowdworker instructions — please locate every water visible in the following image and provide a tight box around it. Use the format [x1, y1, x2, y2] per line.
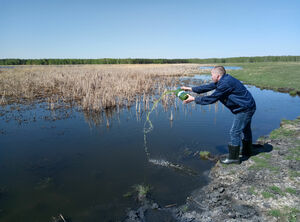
[199, 66, 242, 70]
[0, 66, 15, 69]
[0, 76, 300, 222]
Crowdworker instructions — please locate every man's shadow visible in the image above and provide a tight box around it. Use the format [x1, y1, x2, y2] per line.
[241, 143, 273, 162]
[215, 142, 273, 162]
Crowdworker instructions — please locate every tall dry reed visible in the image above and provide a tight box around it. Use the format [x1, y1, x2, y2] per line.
[0, 64, 201, 112]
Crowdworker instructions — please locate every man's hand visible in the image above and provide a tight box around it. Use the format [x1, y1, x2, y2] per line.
[183, 94, 195, 104]
[181, 86, 192, 91]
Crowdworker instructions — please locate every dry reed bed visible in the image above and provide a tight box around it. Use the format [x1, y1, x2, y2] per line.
[0, 64, 201, 112]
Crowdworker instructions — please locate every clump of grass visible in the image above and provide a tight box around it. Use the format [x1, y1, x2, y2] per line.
[124, 184, 152, 201]
[285, 187, 297, 195]
[262, 191, 275, 199]
[268, 207, 300, 221]
[287, 208, 300, 222]
[289, 169, 300, 179]
[199, 151, 210, 160]
[134, 184, 151, 202]
[289, 90, 297, 96]
[268, 209, 282, 217]
[269, 186, 285, 196]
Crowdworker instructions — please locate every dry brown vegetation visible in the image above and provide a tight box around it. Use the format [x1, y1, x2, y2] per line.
[0, 64, 201, 112]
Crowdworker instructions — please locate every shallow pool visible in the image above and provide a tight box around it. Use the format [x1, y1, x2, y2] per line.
[0, 75, 299, 222]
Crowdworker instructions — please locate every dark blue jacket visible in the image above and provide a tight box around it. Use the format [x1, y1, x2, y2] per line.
[192, 74, 256, 114]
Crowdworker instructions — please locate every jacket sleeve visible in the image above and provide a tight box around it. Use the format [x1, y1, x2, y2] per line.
[195, 82, 232, 105]
[192, 82, 217, 94]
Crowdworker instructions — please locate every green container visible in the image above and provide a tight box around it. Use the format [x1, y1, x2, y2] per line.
[175, 88, 189, 101]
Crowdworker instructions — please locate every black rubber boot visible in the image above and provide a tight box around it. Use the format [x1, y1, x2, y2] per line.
[221, 145, 240, 164]
[242, 140, 252, 157]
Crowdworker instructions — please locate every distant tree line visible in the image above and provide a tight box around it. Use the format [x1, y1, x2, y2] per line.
[0, 58, 188, 65]
[0, 56, 299, 65]
[187, 56, 300, 64]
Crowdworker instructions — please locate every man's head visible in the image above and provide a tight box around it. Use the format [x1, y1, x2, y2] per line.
[211, 66, 226, 83]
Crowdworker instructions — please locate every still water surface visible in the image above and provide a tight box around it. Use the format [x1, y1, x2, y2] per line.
[199, 66, 242, 70]
[0, 75, 299, 222]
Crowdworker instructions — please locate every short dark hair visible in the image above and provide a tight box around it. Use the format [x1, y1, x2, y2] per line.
[212, 66, 226, 75]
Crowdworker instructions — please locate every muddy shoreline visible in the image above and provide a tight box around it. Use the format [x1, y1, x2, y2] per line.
[125, 117, 300, 222]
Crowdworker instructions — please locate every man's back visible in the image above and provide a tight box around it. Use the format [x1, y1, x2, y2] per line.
[218, 74, 256, 113]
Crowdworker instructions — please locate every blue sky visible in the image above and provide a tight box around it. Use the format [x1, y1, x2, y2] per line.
[1, 0, 299, 59]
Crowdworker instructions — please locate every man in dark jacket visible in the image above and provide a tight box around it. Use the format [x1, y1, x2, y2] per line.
[181, 66, 256, 164]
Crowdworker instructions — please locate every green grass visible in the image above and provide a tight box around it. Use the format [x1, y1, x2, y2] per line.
[134, 184, 151, 198]
[263, 118, 300, 140]
[268, 207, 300, 221]
[281, 119, 300, 125]
[269, 128, 295, 139]
[221, 62, 300, 92]
[249, 156, 279, 171]
[199, 151, 210, 159]
[289, 90, 298, 96]
[269, 186, 285, 196]
[287, 208, 300, 222]
[285, 187, 297, 195]
[289, 170, 300, 179]
[260, 153, 272, 159]
[286, 146, 300, 161]
[262, 191, 275, 199]
[248, 186, 258, 195]
[269, 209, 282, 217]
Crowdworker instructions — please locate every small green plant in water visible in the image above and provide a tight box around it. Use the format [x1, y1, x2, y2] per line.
[134, 184, 151, 202]
[123, 191, 134, 198]
[289, 90, 297, 96]
[199, 151, 210, 160]
[183, 148, 193, 156]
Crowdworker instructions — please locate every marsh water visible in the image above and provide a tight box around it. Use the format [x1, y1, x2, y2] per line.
[0, 75, 300, 222]
[199, 66, 242, 70]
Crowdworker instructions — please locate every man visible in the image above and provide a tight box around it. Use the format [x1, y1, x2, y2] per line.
[181, 66, 256, 164]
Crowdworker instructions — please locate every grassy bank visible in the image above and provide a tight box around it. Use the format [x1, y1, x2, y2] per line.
[182, 117, 300, 222]
[221, 62, 300, 94]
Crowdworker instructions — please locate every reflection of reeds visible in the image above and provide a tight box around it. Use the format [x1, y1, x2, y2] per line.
[0, 64, 200, 111]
